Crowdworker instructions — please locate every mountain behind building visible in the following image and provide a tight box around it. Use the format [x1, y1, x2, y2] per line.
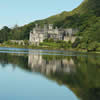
[0, 0, 100, 50]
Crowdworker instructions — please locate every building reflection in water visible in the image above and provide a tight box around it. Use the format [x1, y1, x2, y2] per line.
[28, 53, 76, 75]
[0, 52, 100, 100]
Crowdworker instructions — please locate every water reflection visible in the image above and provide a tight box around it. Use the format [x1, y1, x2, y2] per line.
[28, 54, 76, 74]
[0, 50, 100, 100]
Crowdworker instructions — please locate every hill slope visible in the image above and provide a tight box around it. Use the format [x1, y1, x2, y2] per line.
[0, 0, 100, 51]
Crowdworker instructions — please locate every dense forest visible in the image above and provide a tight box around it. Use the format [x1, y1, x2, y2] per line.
[0, 0, 100, 51]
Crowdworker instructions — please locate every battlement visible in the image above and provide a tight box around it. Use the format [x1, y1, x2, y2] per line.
[29, 24, 78, 45]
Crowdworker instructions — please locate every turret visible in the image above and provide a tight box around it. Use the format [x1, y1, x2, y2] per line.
[49, 24, 53, 30]
[44, 24, 48, 30]
[35, 24, 38, 29]
[55, 26, 59, 34]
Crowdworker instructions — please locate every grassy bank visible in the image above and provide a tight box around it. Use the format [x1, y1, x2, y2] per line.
[1, 40, 100, 53]
[0, 43, 88, 53]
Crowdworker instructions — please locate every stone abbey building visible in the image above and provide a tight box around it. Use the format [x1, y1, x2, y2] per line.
[29, 24, 78, 45]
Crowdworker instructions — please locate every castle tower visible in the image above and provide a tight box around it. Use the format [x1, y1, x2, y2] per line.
[44, 24, 48, 30]
[35, 24, 38, 29]
[55, 26, 59, 34]
[49, 24, 53, 30]
[29, 31, 33, 43]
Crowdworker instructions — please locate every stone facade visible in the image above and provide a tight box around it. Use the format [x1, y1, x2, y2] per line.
[29, 24, 78, 45]
[10, 40, 25, 45]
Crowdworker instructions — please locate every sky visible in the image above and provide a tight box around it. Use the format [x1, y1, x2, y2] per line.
[0, 0, 83, 28]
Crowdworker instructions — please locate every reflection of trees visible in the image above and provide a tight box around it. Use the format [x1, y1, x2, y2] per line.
[28, 54, 100, 100]
[0, 52, 100, 100]
[0, 53, 29, 71]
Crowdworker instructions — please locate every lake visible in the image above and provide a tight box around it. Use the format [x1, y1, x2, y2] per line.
[0, 47, 100, 100]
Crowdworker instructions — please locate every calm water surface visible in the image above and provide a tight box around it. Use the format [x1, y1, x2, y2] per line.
[0, 47, 100, 100]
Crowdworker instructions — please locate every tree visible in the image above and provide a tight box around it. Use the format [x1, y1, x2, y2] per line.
[0, 26, 11, 43]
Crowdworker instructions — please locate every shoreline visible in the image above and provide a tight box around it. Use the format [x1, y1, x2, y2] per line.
[0, 44, 99, 54]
